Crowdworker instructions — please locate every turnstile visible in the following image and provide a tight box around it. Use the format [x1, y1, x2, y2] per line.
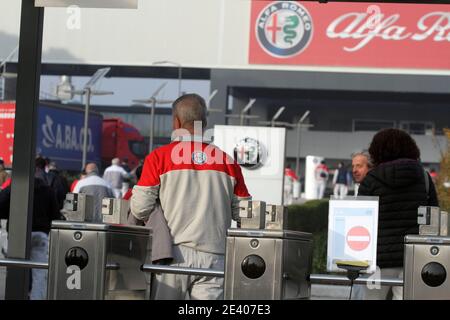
[224, 228, 313, 300]
[403, 206, 450, 300]
[47, 221, 151, 300]
[404, 235, 450, 300]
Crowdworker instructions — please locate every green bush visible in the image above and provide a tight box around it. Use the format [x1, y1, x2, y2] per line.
[288, 200, 329, 274]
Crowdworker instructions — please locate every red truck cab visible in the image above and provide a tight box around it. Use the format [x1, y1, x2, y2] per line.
[101, 118, 146, 170]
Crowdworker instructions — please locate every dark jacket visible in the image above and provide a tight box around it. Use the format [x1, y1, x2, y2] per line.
[47, 169, 70, 210]
[359, 159, 438, 268]
[0, 178, 61, 234]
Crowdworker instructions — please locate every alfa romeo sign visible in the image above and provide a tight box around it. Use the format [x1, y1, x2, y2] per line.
[249, 1, 450, 70]
[255, 1, 313, 58]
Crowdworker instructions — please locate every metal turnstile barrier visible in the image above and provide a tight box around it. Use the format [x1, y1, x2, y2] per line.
[404, 235, 450, 299]
[47, 221, 151, 300]
[12, 200, 450, 300]
[225, 228, 313, 300]
[403, 207, 450, 300]
[223, 201, 314, 300]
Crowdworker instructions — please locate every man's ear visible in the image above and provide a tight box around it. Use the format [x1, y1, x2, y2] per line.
[173, 115, 182, 129]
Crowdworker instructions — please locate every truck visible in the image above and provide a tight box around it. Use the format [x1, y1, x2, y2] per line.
[0, 101, 146, 171]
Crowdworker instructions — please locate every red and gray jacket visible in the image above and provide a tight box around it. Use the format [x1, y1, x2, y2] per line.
[131, 136, 250, 255]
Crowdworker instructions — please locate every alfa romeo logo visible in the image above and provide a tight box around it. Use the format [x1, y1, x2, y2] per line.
[234, 137, 265, 170]
[256, 1, 313, 58]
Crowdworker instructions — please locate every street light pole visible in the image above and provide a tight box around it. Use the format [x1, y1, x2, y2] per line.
[295, 110, 310, 178]
[240, 98, 256, 126]
[152, 60, 182, 97]
[82, 88, 91, 170]
[150, 98, 156, 152]
[65, 68, 112, 170]
[177, 66, 182, 97]
[132, 82, 173, 154]
[271, 106, 285, 127]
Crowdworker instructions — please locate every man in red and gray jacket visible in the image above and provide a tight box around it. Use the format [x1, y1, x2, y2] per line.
[131, 93, 250, 300]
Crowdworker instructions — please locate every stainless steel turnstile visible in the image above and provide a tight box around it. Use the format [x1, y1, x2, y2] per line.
[224, 228, 313, 300]
[404, 235, 450, 300]
[47, 221, 151, 300]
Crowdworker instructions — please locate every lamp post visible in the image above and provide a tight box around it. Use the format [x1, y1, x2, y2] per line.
[259, 106, 287, 127]
[258, 108, 312, 177]
[271, 106, 285, 127]
[0, 46, 19, 99]
[0, 46, 19, 79]
[152, 60, 182, 97]
[206, 89, 222, 114]
[295, 110, 311, 178]
[224, 98, 258, 125]
[133, 82, 173, 153]
[65, 67, 113, 170]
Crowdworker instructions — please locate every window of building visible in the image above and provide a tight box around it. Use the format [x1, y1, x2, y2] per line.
[352, 119, 396, 132]
[399, 121, 435, 135]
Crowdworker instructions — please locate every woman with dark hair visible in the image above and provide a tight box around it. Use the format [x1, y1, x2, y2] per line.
[357, 128, 439, 300]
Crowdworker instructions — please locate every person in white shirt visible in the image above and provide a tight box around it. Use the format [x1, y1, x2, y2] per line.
[103, 158, 129, 198]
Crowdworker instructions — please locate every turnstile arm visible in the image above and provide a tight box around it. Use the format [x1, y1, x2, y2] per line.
[310, 274, 404, 286]
[0, 258, 48, 269]
[141, 264, 225, 278]
[0, 258, 120, 271]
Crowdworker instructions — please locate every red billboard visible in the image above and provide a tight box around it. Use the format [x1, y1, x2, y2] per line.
[0, 102, 15, 167]
[249, 1, 450, 69]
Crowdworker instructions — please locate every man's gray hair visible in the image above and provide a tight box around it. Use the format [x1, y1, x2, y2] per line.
[351, 150, 374, 168]
[172, 93, 207, 129]
[85, 163, 99, 175]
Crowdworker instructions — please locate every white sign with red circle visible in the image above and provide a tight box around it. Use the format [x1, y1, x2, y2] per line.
[327, 198, 379, 273]
[346, 226, 371, 251]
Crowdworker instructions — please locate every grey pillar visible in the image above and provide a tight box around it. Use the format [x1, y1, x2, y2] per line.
[5, 0, 44, 300]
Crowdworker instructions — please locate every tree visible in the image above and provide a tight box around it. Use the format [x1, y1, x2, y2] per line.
[437, 128, 450, 212]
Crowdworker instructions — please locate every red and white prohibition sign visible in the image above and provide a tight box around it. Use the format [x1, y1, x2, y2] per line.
[346, 226, 371, 251]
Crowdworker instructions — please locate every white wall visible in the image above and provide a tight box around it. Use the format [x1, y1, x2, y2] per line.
[1, 0, 248, 68]
[2, 0, 450, 75]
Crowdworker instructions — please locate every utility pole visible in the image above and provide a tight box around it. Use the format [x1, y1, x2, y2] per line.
[133, 82, 173, 153]
[65, 67, 113, 170]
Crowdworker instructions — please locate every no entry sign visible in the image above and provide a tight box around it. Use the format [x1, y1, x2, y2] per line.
[327, 197, 379, 273]
[346, 226, 371, 251]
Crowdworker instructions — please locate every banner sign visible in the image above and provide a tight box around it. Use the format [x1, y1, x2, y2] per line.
[249, 1, 450, 69]
[37, 105, 103, 171]
[214, 125, 286, 206]
[0, 102, 15, 167]
[327, 197, 379, 273]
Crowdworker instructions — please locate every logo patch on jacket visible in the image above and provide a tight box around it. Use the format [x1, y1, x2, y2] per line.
[192, 151, 207, 165]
